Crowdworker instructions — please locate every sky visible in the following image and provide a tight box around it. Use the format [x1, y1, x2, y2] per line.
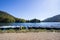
[0, 0, 60, 20]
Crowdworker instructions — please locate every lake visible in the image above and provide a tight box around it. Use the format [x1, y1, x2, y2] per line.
[0, 22, 60, 28]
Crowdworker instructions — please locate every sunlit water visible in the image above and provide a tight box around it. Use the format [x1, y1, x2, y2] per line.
[0, 22, 60, 28]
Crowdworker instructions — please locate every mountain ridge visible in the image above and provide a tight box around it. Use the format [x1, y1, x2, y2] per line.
[43, 14, 60, 22]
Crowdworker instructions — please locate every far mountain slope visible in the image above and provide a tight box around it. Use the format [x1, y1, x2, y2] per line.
[43, 15, 60, 22]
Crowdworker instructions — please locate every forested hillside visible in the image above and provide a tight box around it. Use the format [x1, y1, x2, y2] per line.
[0, 11, 40, 23]
[0, 11, 15, 23]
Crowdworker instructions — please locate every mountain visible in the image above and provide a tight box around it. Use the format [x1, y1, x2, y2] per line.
[0, 11, 41, 23]
[43, 15, 60, 22]
[0, 11, 15, 23]
[0, 11, 27, 23]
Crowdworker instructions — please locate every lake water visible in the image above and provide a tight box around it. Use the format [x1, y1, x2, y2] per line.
[0, 22, 60, 28]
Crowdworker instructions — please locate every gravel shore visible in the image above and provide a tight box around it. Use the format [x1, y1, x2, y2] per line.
[0, 32, 60, 40]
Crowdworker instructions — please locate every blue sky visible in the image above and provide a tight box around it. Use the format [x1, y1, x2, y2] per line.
[0, 0, 60, 20]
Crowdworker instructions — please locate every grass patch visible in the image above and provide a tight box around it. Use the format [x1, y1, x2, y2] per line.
[0, 27, 60, 33]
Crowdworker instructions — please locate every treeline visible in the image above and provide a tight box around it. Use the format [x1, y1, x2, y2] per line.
[0, 11, 40, 23]
[15, 18, 40, 23]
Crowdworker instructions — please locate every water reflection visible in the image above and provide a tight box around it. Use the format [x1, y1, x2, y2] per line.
[0, 22, 60, 28]
[0, 23, 11, 26]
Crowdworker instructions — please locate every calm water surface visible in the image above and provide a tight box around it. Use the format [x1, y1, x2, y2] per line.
[0, 22, 60, 28]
